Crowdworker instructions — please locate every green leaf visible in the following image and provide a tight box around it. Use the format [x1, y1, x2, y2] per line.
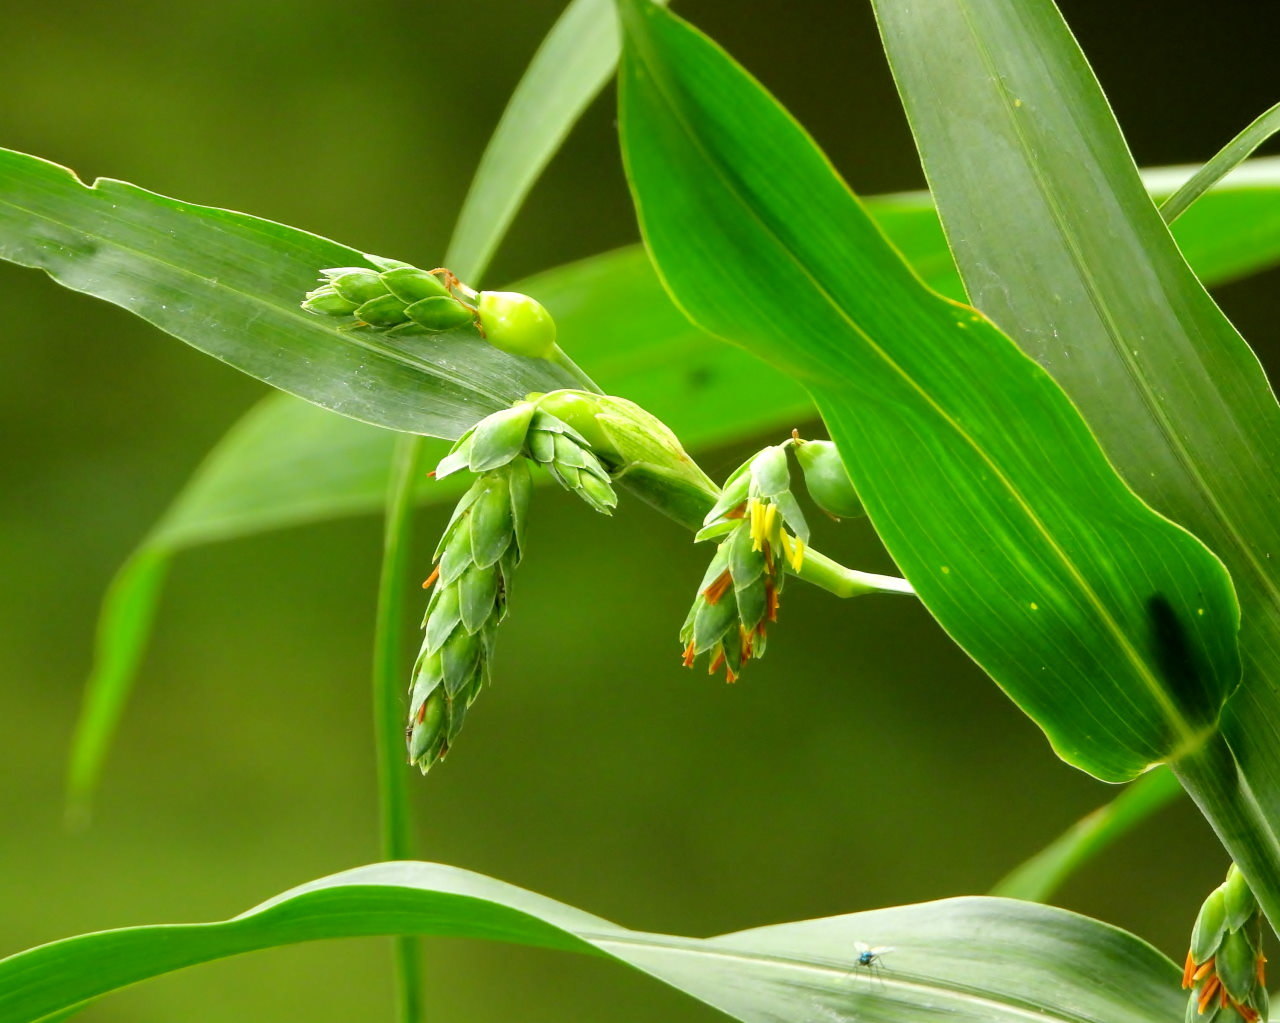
[446, 0, 664, 280]
[870, 0, 1280, 925]
[872, 156, 1280, 302]
[0, 861, 1182, 1023]
[991, 767, 1182, 902]
[1159, 105, 1280, 224]
[0, 148, 578, 438]
[615, 0, 1240, 781]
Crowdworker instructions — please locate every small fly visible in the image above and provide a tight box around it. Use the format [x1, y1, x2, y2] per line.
[849, 942, 893, 983]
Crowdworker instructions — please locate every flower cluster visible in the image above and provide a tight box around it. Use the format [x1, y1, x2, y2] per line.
[301, 255, 557, 358]
[1183, 864, 1268, 1023]
[680, 444, 809, 681]
[407, 461, 530, 771]
[407, 400, 619, 771]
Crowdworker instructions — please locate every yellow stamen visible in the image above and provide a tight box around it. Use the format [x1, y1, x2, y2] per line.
[762, 502, 778, 544]
[749, 499, 765, 552]
[780, 532, 805, 572]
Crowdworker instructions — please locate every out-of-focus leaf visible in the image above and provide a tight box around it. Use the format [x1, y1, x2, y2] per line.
[447, 0, 664, 279]
[0, 148, 578, 437]
[873, 155, 1280, 302]
[991, 767, 1182, 902]
[1158, 105, 1280, 223]
[615, 0, 1240, 782]
[0, 861, 1182, 1023]
[872, 0, 1280, 925]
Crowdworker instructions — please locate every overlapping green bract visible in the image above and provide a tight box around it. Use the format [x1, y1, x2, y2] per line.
[436, 402, 618, 515]
[1183, 865, 1267, 1022]
[408, 462, 531, 771]
[304, 257, 477, 336]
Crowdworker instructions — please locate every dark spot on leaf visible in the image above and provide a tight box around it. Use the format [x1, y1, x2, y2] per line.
[1147, 594, 1215, 726]
[688, 365, 714, 390]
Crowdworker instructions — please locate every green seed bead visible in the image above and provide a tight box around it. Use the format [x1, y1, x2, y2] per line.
[477, 290, 557, 358]
[382, 266, 451, 303]
[301, 287, 359, 317]
[1216, 927, 1257, 1002]
[408, 687, 447, 764]
[795, 439, 864, 519]
[331, 269, 390, 304]
[354, 293, 409, 326]
[1222, 865, 1257, 930]
[1191, 886, 1228, 963]
[406, 295, 475, 332]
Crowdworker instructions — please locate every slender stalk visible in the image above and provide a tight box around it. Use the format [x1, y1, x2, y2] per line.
[372, 433, 429, 1023]
[797, 549, 915, 598]
[1173, 729, 1280, 937]
[549, 344, 601, 392]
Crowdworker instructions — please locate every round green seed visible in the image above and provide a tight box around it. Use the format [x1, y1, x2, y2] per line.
[477, 290, 557, 359]
[795, 440, 864, 519]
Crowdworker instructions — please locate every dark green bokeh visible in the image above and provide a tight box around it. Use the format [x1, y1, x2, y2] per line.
[0, 1, 1275, 1019]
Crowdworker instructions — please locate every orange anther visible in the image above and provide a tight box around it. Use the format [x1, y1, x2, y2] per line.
[765, 583, 779, 622]
[1198, 976, 1220, 1013]
[1192, 958, 1215, 983]
[682, 641, 696, 668]
[422, 566, 441, 590]
[1257, 952, 1268, 987]
[1182, 951, 1197, 989]
[709, 648, 726, 675]
[702, 570, 733, 605]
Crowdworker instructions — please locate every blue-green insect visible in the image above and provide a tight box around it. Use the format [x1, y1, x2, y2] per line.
[851, 942, 893, 980]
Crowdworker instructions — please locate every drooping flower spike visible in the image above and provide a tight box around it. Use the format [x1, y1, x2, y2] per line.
[407, 460, 531, 772]
[681, 443, 810, 682]
[1182, 864, 1268, 1023]
[407, 399, 621, 772]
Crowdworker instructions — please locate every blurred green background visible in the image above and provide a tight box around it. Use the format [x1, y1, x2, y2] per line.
[1, 1, 1277, 1019]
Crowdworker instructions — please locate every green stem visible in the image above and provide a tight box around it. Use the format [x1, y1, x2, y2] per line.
[373, 433, 429, 1023]
[549, 344, 602, 392]
[796, 549, 915, 598]
[1173, 729, 1280, 937]
[546, 333, 912, 600]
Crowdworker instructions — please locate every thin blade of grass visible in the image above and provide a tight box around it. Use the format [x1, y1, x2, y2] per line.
[1160, 102, 1280, 224]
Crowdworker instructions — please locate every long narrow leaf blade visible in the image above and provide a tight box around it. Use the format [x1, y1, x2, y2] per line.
[1159, 103, 1280, 223]
[871, 0, 1280, 922]
[0, 861, 1181, 1023]
[991, 767, 1182, 902]
[615, 0, 1240, 782]
[446, 0, 649, 279]
[0, 150, 575, 437]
